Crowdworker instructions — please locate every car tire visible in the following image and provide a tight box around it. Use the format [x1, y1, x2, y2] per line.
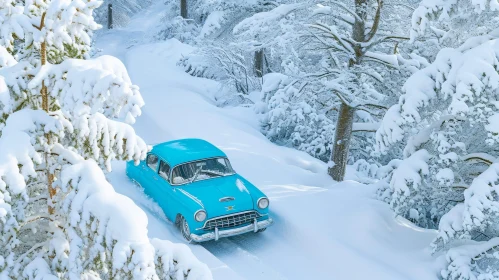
[178, 215, 193, 242]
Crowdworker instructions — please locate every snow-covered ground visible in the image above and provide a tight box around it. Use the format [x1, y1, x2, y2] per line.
[96, 3, 441, 279]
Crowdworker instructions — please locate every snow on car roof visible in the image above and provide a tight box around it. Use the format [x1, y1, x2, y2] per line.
[151, 138, 227, 166]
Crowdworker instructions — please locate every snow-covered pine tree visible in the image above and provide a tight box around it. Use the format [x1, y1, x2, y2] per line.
[0, 0, 211, 278]
[376, 0, 499, 228]
[376, 0, 499, 277]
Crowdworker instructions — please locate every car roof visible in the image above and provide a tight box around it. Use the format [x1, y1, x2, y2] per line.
[150, 138, 227, 166]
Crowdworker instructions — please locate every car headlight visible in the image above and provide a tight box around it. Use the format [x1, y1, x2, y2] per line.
[194, 210, 207, 222]
[257, 197, 269, 209]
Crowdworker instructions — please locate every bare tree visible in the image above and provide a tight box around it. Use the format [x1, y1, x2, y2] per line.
[306, 0, 407, 181]
[180, 0, 188, 18]
[108, 3, 113, 29]
[254, 49, 264, 77]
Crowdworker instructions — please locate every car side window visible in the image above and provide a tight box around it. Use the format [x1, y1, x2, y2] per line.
[159, 161, 170, 181]
[146, 154, 158, 171]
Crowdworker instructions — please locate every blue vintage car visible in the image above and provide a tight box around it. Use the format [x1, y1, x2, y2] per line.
[126, 138, 273, 242]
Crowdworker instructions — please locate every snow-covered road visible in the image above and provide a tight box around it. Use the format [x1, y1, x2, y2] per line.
[96, 4, 440, 279]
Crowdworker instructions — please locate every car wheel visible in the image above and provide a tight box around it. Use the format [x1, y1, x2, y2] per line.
[179, 215, 193, 242]
[257, 228, 267, 233]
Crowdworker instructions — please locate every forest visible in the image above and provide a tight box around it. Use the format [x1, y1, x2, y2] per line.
[0, 0, 498, 279]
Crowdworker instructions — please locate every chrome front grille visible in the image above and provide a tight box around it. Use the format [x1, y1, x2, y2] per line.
[203, 211, 260, 231]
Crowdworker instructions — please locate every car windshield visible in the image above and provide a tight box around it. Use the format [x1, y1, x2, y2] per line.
[171, 157, 235, 185]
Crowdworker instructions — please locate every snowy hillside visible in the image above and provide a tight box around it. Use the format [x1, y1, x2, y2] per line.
[94, 2, 441, 279]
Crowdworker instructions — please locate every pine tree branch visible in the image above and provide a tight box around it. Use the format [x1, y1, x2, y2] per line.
[462, 153, 496, 165]
[19, 215, 53, 229]
[29, 194, 49, 204]
[13, 242, 47, 267]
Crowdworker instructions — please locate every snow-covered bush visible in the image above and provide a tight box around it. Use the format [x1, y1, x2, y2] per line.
[180, 43, 261, 95]
[0, 1, 212, 279]
[256, 73, 335, 161]
[156, 16, 200, 43]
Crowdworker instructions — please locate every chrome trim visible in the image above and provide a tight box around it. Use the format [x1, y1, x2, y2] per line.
[219, 196, 235, 202]
[191, 218, 273, 242]
[199, 210, 262, 230]
[257, 197, 269, 209]
[194, 209, 207, 222]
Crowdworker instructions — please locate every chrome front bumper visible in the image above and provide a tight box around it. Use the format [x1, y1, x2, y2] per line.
[190, 218, 273, 242]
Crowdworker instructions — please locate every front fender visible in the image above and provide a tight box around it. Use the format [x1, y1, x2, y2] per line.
[171, 187, 206, 233]
[236, 175, 269, 216]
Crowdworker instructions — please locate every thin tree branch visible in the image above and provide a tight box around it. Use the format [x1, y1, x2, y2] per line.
[363, 35, 409, 51]
[307, 23, 354, 54]
[462, 153, 496, 165]
[332, 90, 351, 106]
[356, 102, 389, 110]
[32, 12, 46, 30]
[362, 56, 399, 69]
[364, 0, 383, 42]
[327, 1, 363, 22]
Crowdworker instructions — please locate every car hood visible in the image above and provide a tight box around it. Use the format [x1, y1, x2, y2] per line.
[176, 175, 255, 218]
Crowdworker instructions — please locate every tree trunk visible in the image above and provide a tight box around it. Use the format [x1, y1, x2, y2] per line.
[180, 0, 188, 18]
[38, 13, 56, 215]
[328, 103, 355, 181]
[108, 4, 113, 29]
[328, 0, 368, 181]
[254, 49, 264, 78]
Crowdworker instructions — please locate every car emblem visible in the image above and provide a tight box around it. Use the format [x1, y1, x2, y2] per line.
[225, 205, 235, 211]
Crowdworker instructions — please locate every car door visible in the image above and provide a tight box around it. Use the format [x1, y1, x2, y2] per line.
[155, 160, 175, 214]
[142, 153, 161, 198]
